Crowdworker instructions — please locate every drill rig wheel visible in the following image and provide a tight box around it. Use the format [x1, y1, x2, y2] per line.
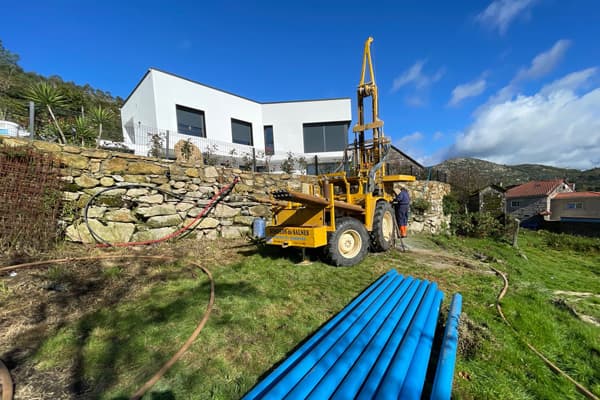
[326, 217, 369, 267]
[371, 201, 395, 252]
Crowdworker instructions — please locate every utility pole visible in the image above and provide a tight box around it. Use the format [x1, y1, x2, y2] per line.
[29, 101, 35, 140]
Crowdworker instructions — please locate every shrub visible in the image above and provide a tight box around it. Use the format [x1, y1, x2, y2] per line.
[451, 211, 503, 238]
[541, 231, 600, 253]
[443, 193, 461, 216]
[411, 197, 431, 214]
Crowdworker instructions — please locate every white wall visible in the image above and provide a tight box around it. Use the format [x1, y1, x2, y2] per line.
[120, 72, 157, 144]
[262, 99, 351, 154]
[150, 69, 265, 149]
[121, 68, 352, 155]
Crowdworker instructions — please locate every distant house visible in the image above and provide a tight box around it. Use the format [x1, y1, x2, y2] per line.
[468, 185, 506, 216]
[386, 145, 426, 177]
[550, 192, 600, 223]
[505, 179, 574, 222]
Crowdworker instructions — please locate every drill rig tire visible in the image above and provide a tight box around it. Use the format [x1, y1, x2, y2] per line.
[371, 201, 395, 252]
[325, 217, 369, 267]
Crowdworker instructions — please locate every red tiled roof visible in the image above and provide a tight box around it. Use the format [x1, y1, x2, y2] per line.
[505, 179, 566, 198]
[554, 191, 600, 199]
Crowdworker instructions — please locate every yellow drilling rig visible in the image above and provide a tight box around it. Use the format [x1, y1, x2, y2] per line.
[265, 37, 415, 266]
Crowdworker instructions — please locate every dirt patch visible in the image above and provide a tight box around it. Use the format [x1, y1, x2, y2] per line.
[0, 239, 250, 400]
[457, 313, 492, 360]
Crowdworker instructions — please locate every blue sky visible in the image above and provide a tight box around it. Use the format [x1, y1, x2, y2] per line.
[2, 0, 599, 169]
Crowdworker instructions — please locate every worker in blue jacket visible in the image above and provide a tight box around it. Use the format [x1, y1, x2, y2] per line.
[393, 186, 410, 238]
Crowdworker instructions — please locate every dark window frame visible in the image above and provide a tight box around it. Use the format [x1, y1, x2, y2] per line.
[302, 121, 349, 153]
[176, 104, 206, 138]
[567, 202, 583, 209]
[511, 200, 521, 207]
[231, 118, 254, 146]
[264, 125, 274, 155]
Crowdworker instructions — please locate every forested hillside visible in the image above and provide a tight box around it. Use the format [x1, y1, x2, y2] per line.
[0, 40, 123, 143]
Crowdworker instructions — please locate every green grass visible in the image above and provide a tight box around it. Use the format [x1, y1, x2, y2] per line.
[31, 231, 600, 399]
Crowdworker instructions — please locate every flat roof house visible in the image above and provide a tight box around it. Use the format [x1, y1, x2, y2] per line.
[550, 191, 600, 223]
[120, 68, 351, 166]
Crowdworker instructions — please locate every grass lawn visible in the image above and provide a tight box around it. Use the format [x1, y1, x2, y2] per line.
[4, 231, 600, 399]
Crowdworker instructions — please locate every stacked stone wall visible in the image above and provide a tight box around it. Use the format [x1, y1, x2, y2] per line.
[1, 138, 451, 241]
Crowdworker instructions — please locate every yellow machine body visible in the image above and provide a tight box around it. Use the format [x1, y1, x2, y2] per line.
[266, 37, 415, 254]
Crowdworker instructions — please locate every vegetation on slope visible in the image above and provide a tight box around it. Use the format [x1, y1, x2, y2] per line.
[0, 40, 123, 143]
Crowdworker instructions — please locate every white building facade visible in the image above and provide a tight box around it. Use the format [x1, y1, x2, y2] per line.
[121, 68, 351, 168]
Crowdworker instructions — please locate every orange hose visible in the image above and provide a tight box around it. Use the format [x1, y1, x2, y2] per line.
[0, 359, 13, 400]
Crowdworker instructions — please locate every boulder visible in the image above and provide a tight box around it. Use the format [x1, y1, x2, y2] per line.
[136, 204, 177, 217]
[212, 204, 239, 218]
[174, 139, 203, 164]
[105, 208, 137, 223]
[147, 214, 183, 228]
[75, 175, 100, 189]
[131, 227, 177, 242]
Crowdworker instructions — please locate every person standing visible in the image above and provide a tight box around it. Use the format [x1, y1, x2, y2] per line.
[394, 186, 410, 238]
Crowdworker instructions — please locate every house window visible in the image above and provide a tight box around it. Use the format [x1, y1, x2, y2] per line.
[231, 119, 253, 146]
[303, 121, 348, 153]
[511, 200, 521, 207]
[567, 202, 583, 209]
[176, 105, 206, 137]
[264, 125, 274, 155]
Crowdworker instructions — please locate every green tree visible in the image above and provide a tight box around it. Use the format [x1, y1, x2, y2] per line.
[25, 82, 68, 143]
[90, 105, 113, 148]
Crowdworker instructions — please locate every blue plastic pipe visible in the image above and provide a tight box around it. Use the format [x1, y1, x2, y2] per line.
[430, 293, 463, 400]
[242, 270, 400, 399]
[398, 290, 444, 399]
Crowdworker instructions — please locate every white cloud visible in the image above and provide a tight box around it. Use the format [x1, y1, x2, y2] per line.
[433, 131, 444, 141]
[397, 131, 424, 145]
[449, 78, 487, 106]
[515, 39, 571, 81]
[391, 60, 444, 92]
[447, 69, 600, 169]
[476, 0, 538, 34]
[479, 39, 571, 110]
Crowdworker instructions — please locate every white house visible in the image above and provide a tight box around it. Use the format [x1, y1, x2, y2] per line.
[0, 120, 29, 137]
[121, 68, 351, 167]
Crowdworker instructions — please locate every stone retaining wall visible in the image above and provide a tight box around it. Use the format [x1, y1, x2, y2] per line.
[1, 137, 451, 242]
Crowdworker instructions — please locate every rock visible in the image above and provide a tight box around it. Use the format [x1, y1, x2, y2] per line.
[58, 153, 89, 169]
[221, 226, 251, 239]
[132, 227, 177, 242]
[33, 141, 61, 153]
[234, 215, 255, 226]
[249, 205, 270, 217]
[176, 202, 194, 212]
[85, 206, 107, 218]
[203, 230, 219, 240]
[103, 158, 128, 173]
[147, 214, 183, 228]
[105, 208, 137, 223]
[63, 145, 81, 154]
[87, 220, 135, 243]
[100, 177, 115, 187]
[204, 166, 218, 178]
[123, 175, 149, 183]
[185, 168, 200, 178]
[138, 194, 164, 204]
[234, 184, 252, 193]
[127, 162, 165, 175]
[220, 219, 233, 226]
[82, 149, 110, 159]
[189, 217, 219, 228]
[136, 204, 177, 217]
[75, 175, 100, 189]
[112, 175, 124, 182]
[126, 188, 149, 197]
[212, 204, 239, 218]
[65, 223, 94, 243]
[62, 192, 80, 201]
[174, 139, 203, 164]
[173, 181, 186, 189]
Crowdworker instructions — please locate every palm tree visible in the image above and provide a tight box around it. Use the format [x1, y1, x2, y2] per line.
[25, 82, 67, 143]
[72, 115, 94, 147]
[90, 105, 113, 148]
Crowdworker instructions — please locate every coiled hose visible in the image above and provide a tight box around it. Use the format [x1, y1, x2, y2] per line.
[84, 176, 240, 247]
